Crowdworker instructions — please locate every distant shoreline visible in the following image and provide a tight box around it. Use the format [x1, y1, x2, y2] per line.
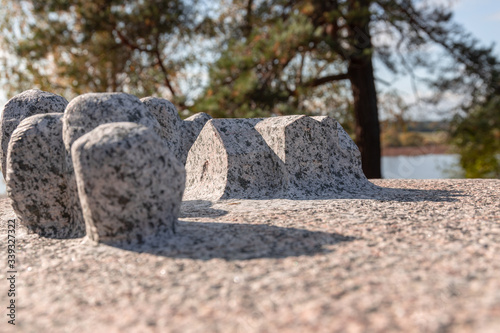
[382, 145, 452, 157]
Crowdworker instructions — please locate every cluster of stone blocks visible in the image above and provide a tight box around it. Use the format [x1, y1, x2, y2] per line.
[1, 89, 370, 244]
[184, 116, 368, 200]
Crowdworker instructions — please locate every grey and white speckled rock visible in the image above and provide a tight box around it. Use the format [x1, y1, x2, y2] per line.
[62, 93, 163, 231]
[184, 118, 283, 200]
[141, 97, 183, 161]
[72, 122, 186, 245]
[255, 115, 337, 197]
[0, 89, 68, 175]
[181, 112, 212, 164]
[311, 116, 367, 188]
[185, 116, 372, 200]
[5, 113, 76, 237]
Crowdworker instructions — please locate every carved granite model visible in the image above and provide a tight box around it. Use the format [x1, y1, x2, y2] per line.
[2, 88, 372, 242]
[72, 122, 186, 245]
[181, 112, 212, 164]
[184, 118, 284, 200]
[312, 116, 367, 187]
[62, 92, 163, 231]
[5, 113, 76, 237]
[0, 89, 68, 176]
[255, 115, 337, 196]
[141, 97, 183, 160]
[184, 115, 371, 200]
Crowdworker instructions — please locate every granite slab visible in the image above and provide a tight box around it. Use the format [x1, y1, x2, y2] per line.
[0, 179, 499, 333]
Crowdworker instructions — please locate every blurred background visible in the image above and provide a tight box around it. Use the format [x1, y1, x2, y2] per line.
[0, 0, 499, 197]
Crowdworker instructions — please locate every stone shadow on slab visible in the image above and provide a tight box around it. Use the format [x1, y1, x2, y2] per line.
[180, 200, 229, 218]
[218, 183, 465, 203]
[106, 220, 356, 260]
[367, 185, 465, 203]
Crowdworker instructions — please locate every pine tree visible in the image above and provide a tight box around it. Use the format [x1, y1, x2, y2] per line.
[0, 0, 200, 105]
[194, 0, 499, 178]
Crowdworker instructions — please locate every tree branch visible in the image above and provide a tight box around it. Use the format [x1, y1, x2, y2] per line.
[154, 34, 177, 97]
[114, 29, 149, 53]
[304, 73, 349, 87]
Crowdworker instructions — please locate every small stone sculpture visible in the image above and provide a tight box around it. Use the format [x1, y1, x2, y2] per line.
[184, 118, 283, 200]
[5, 113, 75, 237]
[72, 122, 185, 245]
[180, 112, 213, 164]
[140, 98, 212, 164]
[62, 92, 163, 232]
[312, 116, 366, 186]
[0, 89, 68, 175]
[1, 89, 371, 244]
[184, 115, 371, 200]
[141, 97, 184, 161]
[255, 115, 336, 196]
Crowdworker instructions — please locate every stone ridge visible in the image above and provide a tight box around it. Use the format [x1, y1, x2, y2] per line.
[184, 118, 283, 200]
[184, 115, 372, 201]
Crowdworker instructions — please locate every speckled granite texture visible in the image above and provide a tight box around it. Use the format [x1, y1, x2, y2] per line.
[256, 115, 370, 197]
[184, 118, 284, 200]
[137, 99, 212, 165]
[0, 89, 68, 175]
[72, 122, 185, 245]
[141, 97, 183, 161]
[5, 113, 73, 237]
[62, 93, 163, 235]
[181, 112, 212, 164]
[312, 116, 366, 187]
[185, 116, 372, 200]
[1, 179, 499, 332]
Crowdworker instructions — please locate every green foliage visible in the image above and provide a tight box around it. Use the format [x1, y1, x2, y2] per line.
[0, 0, 199, 105]
[381, 127, 402, 148]
[399, 132, 424, 147]
[450, 96, 500, 178]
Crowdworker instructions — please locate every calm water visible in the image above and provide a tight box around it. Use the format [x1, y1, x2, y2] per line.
[382, 154, 460, 179]
[0, 154, 460, 196]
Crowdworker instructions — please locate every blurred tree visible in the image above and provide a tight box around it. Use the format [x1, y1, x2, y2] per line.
[450, 95, 500, 178]
[194, 0, 499, 178]
[0, 0, 201, 106]
[1, 0, 499, 178]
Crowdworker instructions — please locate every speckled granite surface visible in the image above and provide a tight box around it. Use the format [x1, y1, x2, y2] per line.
[1, 179, 499, 332]
[6, 113, 72, 238]
[0, 89, 68, 175]
[72, 122, 185, 245]
[62, 93, 164, 237]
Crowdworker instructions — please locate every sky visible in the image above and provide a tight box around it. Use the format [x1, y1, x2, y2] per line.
[1, 0, 500, 119]
[374, 0, 500, 121]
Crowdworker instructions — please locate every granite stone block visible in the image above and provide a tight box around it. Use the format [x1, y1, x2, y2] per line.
[181, 112, 212, 164]
[72, 122, 185, 245]
[312, 116, 369, 190]
[62, 92, 163, 230]
[0, 89, 68, 175]
[184, 118, 283, 200]
[255, 115, 337, 197]
[185, 115, 371, 200]
[5, 113, 78, 237]
[141, 97, 183, 161]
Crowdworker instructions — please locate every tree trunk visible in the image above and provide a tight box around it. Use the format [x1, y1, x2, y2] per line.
[348, 56, 382, 178]
[346, 0, 381, 178]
